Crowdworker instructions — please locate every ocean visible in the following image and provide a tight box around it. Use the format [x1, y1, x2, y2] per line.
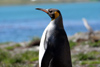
[0, 2, 100, 42]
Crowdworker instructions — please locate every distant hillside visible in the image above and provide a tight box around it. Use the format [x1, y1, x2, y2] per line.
[0, 0, 99, 5]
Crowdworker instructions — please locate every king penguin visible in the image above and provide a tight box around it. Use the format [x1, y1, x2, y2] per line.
[36, 8, 72, 67]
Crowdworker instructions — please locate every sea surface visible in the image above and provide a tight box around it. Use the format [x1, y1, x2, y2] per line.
[0, 2, 100, 42]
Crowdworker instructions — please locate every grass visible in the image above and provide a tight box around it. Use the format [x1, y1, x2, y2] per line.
[1, 38, 100, 67]
[78, 53, 96, 60]
[0, 63, 33, 67]
[69, 40, 100, 66]
[5, 46, 15, 50]
[21, 51, 38, 62]
[71, 50, 100, 66]
[5, 43, 21, 50]
[0, 48, 39, 67]
[69, 40, 77, 49]
[0, 37, 39, 66]
[14, 43, 21, 47]
[0, 49, 10, 61]
[81, 60, 100, 65]
[76, 51, 100, 61]
[88, 41, 100, 47]
[80, 40, 100, 47]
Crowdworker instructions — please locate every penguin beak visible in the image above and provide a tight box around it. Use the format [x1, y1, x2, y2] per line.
[36, 8, 48, 13]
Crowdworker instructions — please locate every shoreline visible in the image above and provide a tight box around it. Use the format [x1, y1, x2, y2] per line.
[0, 30, 100, 43]
[0, 1, 99, 6]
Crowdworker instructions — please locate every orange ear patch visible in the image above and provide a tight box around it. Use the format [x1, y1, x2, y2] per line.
[54, 11, 59, 19]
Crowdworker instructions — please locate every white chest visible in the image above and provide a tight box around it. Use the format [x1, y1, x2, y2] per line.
[39, 20, 55, 67]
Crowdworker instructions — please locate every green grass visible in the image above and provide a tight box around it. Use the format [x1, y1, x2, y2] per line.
[21, 51, 39, 62]
[0, 63, 33, 67]
[88, 40, 100, 47]
[14, 43, 21, 47]
[81, 60, 100, 65]
[0, 48, 39, 67]
[79, 40, 100, 47]
[5, 44, 21, 50]
[77, 53, 96, 61]
[71, 50, 100, 66]
[5, 46, 15, 50]
[69, 40, 77, 49]
[88, 65, 96, 67]
[0, 49, 10, 61]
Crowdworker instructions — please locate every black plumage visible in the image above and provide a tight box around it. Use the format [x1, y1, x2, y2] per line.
[36, 8, 72, 67]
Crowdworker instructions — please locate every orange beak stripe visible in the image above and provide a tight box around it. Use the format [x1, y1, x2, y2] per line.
[36, 8, 48, 13]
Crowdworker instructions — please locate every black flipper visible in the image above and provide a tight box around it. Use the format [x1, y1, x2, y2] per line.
[41, 47, 53, 67]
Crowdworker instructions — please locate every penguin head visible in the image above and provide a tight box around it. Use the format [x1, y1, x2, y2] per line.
[36, 8, 61, 20]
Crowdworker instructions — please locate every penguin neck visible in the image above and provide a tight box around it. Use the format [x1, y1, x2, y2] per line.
[51, 15, 64, 29]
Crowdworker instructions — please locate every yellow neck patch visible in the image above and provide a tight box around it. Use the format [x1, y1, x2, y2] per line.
[51, 11, 60, 21]
[54, 11, 59, 19]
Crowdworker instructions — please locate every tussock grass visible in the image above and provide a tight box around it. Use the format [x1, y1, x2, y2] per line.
[0, 48, 38, 67]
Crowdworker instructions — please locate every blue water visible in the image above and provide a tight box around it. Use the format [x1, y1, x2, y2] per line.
[0, 2, 100, 42]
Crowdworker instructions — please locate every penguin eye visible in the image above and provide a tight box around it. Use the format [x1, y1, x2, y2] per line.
[49, 10, 52, 13]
